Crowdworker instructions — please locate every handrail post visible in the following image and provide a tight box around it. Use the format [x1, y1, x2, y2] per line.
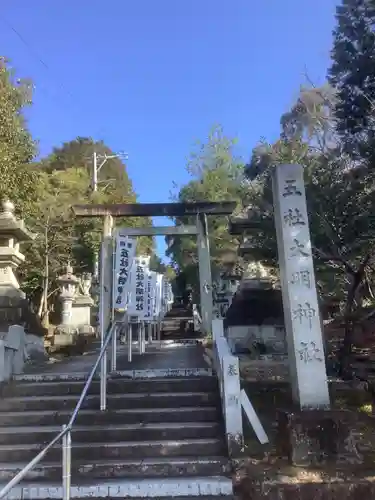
[100, 350, 107, 411]
[147, 322, 152, 345]
[62, 425, 71, 500]
[111, 323, 117, 372]
[141, 322, 146, 353]
[138, 322, 142, 354]
[128, 322, 133, 362]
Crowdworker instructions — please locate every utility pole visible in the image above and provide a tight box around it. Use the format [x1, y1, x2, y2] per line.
[90, 150, 128, 279]
[91, 150, 128, 192]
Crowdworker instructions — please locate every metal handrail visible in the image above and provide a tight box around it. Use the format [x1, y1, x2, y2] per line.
[0, 321, 118, 500]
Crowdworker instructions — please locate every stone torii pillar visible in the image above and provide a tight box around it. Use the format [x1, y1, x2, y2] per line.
[196, 212, 213, 335]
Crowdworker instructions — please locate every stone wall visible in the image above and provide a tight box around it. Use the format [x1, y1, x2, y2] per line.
[227, 324, 286, 355]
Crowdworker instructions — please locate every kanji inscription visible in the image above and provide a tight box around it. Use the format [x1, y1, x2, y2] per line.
[114, 236, 136, 308]
[297, 341, 323, 364]
[290, 270, 311, 288]
[290, 239, 310, 258]
[284, 208, 306, 227]
[227, 363, 238, 376]
[292, 302, 316, 328]
[282, 179, 302, 197]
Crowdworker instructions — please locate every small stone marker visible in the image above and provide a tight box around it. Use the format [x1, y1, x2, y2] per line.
[272, 164, 330, 409]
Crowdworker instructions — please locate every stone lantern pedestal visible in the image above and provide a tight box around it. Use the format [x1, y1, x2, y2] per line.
[52, 267, 95, 351]
[53, 265, 80, 348]
[71, 273, 95, 337]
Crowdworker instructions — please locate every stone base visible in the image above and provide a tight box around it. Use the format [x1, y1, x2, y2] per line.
[0, 292, 46, 337]
[276, 409, 372, 468]
[24, 333, 48, 363]
[52, 332, 77, 347]
[77, 324, 95, 336]
[238, 474, 375, 500]
[49, 324, 96, 354]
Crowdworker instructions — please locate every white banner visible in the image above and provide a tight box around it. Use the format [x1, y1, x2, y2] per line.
[163, 278, 169, 309]
[153, 273, 163, 319]
[149, 271, 157, 321]
[113, 236, 136, 310]
[144, 271, 154, 321]
[168, 283, 174, 304]
[128, 256, 149, 319]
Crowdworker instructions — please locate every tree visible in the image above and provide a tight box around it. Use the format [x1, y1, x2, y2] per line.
[328, 0, 375, 161]
[19, 137, 155, 321]
[245, 85, 375, 372]
[149, 254, 166, 273]
[166, 126, 245, 295]
[39, 137, 154, 259]
[0, 58, 39, 216]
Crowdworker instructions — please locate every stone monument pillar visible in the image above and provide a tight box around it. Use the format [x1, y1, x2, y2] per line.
[272, 163, 330, 409]
[272, 166, 372, 469]
[0, 200, 35, 327]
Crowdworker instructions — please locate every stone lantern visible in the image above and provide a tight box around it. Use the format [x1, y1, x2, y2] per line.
[80, 273, 92, 297]
[0, 200, 35, 328]
[53, 266, 95, 349]
[56, 264, 79, 328]
[72, 272, 95, 336]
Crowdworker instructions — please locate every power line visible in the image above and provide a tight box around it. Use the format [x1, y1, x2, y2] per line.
[0, 14, 76, 101]
[0, 13, 106, 140]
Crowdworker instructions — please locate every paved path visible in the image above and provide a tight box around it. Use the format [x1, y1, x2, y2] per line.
[22, 340, 209, 375]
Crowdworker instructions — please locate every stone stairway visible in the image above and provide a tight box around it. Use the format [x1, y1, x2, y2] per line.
[161, 304, 197, 340]
[0, 344, 233, 499]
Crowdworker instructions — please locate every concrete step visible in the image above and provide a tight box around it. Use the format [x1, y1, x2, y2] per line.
[3, 377, 217, 398]
[0, 391, 218, 412]
[0, 406, 220, 427]
[0, 477, 233, 499]
[0, 438, 225, 462]
[14, 367, 212, 383]
[0, 422, 222, 445]
[0, 456, 231, 482]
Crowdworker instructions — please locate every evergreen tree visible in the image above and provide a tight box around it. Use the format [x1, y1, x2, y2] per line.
[328, 0, 375, 161]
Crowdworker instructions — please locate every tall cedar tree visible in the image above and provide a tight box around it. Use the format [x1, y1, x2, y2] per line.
[328, 0, 375, 162]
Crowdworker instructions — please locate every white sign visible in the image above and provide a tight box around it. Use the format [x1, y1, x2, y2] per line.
[144, 272, 153, 321]
[166, 282, 174, 308]
[113, 236, 136, 310]
[153, 273, 163, 319]
[128, 256, 149, 319]
[272, 164, 329, 409]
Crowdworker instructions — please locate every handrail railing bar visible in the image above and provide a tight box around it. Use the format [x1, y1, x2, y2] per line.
[68, 322, 116, 427]
[0, 321, 117, 500]
[0, 428, 65, 498]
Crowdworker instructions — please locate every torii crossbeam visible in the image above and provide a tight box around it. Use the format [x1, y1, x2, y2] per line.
[72, 201, 236, 335]
[72, 201, 236, 218]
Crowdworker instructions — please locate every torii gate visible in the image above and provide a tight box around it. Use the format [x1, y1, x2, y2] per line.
[72, 201, 236, 335]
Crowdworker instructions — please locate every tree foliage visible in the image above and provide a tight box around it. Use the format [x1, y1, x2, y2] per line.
[328, 0, 375, 161]
[0, 59, 157, 320]
[244, 77, 375, 370]
[19, 138, 156, 320]
[0, 58, 39, 217]
[166, 126, 246, 293]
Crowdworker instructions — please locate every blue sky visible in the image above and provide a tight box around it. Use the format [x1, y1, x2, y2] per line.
[1, 0, 337, 259]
